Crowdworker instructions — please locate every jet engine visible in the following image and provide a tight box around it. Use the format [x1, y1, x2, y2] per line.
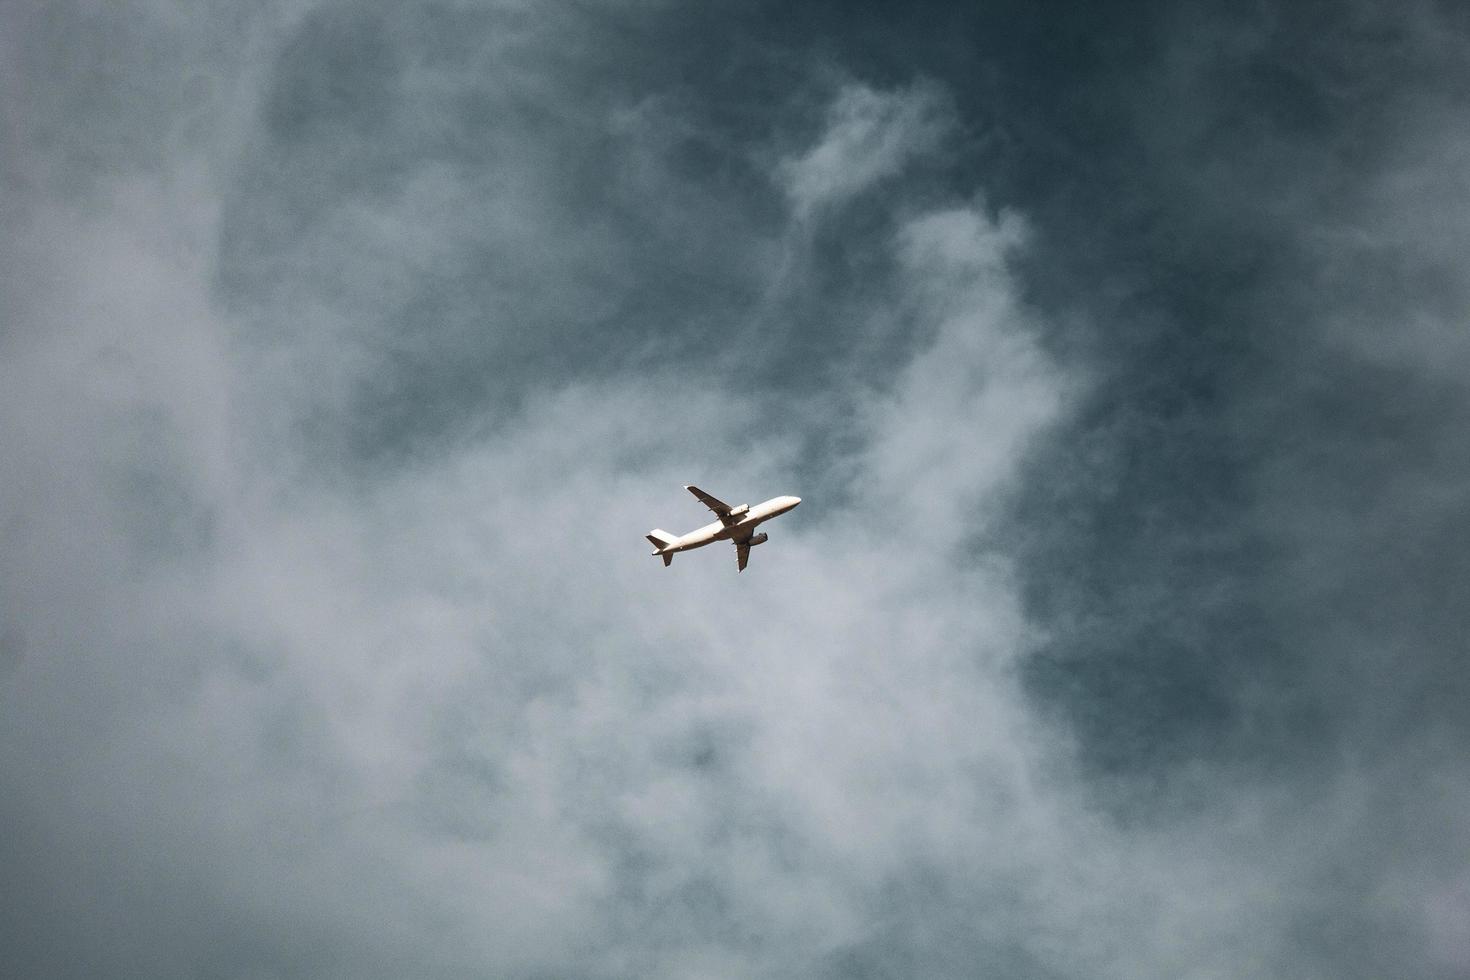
[748, 532, 769, 546]
[726, 504, 749, 518]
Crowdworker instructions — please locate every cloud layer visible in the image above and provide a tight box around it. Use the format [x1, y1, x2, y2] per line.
[3, 2, 1468, 978]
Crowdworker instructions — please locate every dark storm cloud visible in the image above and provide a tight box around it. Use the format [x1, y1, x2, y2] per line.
[1009, 1, 1470, 762]
[985, 3, 1470, 974]
[3, 1, 1468, 978]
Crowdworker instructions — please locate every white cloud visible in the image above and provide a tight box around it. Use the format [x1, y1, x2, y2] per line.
[779, 82, 952, 216]
[0, 42, 1076, 970]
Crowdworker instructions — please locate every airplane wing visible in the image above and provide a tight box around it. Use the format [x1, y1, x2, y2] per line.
[731, 524, 754, 572]
[686, 485, 736, 523]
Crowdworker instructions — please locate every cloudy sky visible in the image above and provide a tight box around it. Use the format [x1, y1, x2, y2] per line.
[3, 1, 1469, 977]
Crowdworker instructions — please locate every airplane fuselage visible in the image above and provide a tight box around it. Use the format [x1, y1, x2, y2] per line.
[662, 495, 801, 553]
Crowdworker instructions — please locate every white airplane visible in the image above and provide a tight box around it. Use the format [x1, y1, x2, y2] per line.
[647, 485, 801, 572]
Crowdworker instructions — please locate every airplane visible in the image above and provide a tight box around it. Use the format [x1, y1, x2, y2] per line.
[646, 485, 801, 572]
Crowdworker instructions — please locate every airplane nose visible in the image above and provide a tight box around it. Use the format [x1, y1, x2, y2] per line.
[790, 496, 802, 506]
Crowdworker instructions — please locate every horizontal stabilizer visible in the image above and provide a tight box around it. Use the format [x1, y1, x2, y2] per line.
[646, 529, 678, 555]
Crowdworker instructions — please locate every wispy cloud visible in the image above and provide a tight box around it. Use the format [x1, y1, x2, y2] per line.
[779, 82, 952, 217]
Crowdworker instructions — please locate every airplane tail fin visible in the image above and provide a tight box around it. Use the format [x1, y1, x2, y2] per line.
[646, 530, 678, 565]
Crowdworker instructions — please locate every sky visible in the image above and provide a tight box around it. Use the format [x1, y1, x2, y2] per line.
[2, 1, 1469, 977]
